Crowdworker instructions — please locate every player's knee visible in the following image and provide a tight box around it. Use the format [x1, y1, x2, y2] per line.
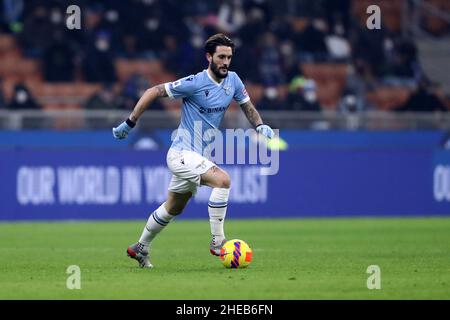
[219, 172, 231, 189]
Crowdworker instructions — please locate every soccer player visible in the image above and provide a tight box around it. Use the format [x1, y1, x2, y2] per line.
[113, 33, 274, 268]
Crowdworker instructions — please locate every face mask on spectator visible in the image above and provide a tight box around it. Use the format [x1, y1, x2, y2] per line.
[303, 80, 317, 102]
[345, 95, 356, 106]
[265, 87, 278, 100]
[304, 91, 317, 103]
[16, 90, 29, 104]
[50, 9, 62, 24]
[96, 38, 110, 51]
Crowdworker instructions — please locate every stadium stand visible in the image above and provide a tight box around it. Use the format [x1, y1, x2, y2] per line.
[0, 0, 448, 128]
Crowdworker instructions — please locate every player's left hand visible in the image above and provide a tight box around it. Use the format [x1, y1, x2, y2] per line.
[256, 124, 274, 139]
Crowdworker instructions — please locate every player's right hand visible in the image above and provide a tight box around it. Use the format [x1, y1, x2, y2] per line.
[112, 119, 134, 139]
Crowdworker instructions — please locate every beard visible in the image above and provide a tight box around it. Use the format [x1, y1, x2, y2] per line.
[210, 61, 228, 79]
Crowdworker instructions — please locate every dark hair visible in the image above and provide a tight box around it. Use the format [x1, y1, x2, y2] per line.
[204, 33, 235, 55]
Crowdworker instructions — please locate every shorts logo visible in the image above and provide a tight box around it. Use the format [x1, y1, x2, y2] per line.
[196, 160, 206, 170]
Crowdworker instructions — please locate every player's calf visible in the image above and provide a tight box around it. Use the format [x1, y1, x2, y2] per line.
[208, 187, 230, 256]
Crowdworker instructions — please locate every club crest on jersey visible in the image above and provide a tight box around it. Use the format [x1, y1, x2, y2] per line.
[205, 89, 209, 97]
[223, 85, 231, 95]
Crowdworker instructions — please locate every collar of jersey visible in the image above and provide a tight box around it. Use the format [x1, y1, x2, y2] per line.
[205, 69, 224, 87]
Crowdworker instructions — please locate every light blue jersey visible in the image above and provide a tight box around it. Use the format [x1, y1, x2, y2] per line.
[164, 69, 250, 155]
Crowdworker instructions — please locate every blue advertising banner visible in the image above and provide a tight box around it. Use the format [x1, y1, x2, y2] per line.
[432, 150, 450, 211]
[1, 147, 449, 220]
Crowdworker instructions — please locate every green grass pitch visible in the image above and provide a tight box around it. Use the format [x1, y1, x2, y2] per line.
[0, 217, 449, 299]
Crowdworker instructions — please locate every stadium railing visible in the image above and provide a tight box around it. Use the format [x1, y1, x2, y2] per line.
[1, 110, 450, 131]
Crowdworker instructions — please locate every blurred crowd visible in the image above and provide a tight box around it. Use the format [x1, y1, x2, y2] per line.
[0, 0, 448, 114]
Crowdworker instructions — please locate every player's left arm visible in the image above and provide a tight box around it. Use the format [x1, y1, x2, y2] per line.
[240, 100, 274, 139]
[240, 100, 263, 128]
[234, 73, 274, 139]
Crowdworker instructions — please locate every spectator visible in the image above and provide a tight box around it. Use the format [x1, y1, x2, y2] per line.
[172, 39, 209, 82]
[134, 3, 165, 57]
[337, 89, 366, 113]
[82, 30, 118, 83]
[324, 19, 351, 62]
[159, 0, 190, 40]
[19, 5, 53, 57]
[0, 0, 447, 119]
[8, 83, 40, 110]
[395, 79, 447, 112]
[2, 0, 24, 33]
[243, 0, 272, 26]
[287, 76, 321, 111]
[216, 0, 246, 34]
[121, 74, 164, 111]
[323, 0, 351, 37]
[257, 32, 285, 87]
[351, 25, 393, 78]
[291, 17, 330, 62]
[85, 84, 124, 110]
[259, 87, 286, 110]
[384, 37, 422, 86]
[337, 89, 366, 130]
[84, 84, 124, 128]
[286, 0, 324, 18]
[120, 35, 139, 59]
[230, 40, 259, 82]
[0, 78, 6, 109]
[160, 34, 184, 76]
[238, 6, 267, 48]
[344, 60, 377, 110]
[42, 30, 76, 82]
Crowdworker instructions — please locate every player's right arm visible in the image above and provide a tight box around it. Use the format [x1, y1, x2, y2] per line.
[129, 84, 168, 123]
[113, 75, 196, 139]
[112, 84, 168, 139]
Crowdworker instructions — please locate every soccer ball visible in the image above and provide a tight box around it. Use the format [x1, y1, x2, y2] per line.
[220, 239, 253, 268]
